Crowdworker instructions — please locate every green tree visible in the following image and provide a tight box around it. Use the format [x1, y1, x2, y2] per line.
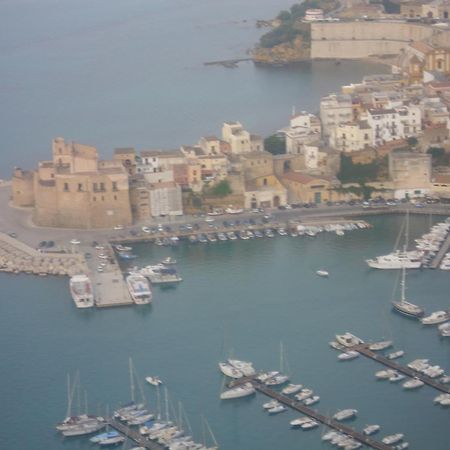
[209, 180, 232, 197]
[407, 136, 418, 147]
[427, 147, 450, 166]
[277, 10, 291, 21]
[264, 134, 286, 155]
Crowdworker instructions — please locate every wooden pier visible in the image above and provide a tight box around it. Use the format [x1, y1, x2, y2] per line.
[230, 378, 391, 450]
[106, 417, 165, 450]
[353, 344, 450, 394]
[429, 231, 450, 269]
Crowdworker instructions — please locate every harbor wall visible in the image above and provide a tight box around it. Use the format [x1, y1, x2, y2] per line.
[310, 22, 440, 59]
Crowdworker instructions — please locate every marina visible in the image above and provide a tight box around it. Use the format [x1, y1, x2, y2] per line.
[229, 377, 392, 450]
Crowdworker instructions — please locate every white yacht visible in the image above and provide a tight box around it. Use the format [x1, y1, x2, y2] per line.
[227, 359, 256, 376]
[267, 404, 286, 414]
[366, 250, 422, 269]
[69, 274, 95, 308]
[281, 383, 303, 395]
[389, 372, 406, 383]
[363, 424, 380, 435]
[316, 269, 329, 277]
[145, 376, 162, 386]
[220, 382, 255, 400]
[295, 388, 313, 401]
[333, 409, 357, 421]
[438, 322, 450, 337]
[338, 351, 359, 361]
[421, 310, 450, 325]
[290, 417, 312, 428]
[335, 333, 364, 348]
[301, 420, 319, 430]
[265, 373, 289, 386]
[303, 395, 320, 406]
[218, 362, 243, 379]
[387, 350, 405, 360]
[403, 378, 424, 389]
[126, 274, 152, 305]
[392, 267, 424, 319]
[375, 369, 397, 380]
[262, 399, 279, 410]
[368, 340, 392, 351]
[382, 433, 404, 445]
[140, 265, 182, 284]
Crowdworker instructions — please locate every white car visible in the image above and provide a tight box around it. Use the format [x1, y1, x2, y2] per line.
[70, 239, 81, 245]
[205, 217, 215, 223]
[142, 226, 151, 233]
[113, 225, 124, 230]
[98, 254, 108, 260]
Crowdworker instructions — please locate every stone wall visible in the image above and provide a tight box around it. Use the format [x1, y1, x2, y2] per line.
[310, 22, 439, 59]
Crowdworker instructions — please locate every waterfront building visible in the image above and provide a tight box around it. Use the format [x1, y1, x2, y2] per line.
[244, 175, 287, 209]
[388, 149, 432, 198]
[281, 171, 336, 204]
[304, 9, 324, 21]
[330, 121, 373, 152]
[12, 138, 132, 228]
[221, 121, 263, 154]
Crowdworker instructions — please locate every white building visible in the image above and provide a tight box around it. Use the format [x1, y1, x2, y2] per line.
[221, 122, 262, 154]
[320, 94, 353, 138]
[304, 9, 324, 21]
[330, 121, 372, 152]
[148, 181, 183, 217]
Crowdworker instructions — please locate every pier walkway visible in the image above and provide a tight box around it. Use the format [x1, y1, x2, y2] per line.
[230, 378, 391, 450]
[106, 417, 165, 450]
[429, 231, 450, 269]
[353, 344, 450, 394]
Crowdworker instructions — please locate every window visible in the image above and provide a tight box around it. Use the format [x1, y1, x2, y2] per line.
[63, 182, 69, 192]
[101, 196, 104, 201]
[114, 195, 117, 201]
[364, 133, 369, 140]
[93, 182, 98, 192]
[93, 196, 96, 202]
[78, 183, 83, 192]
[100, 182, 105, 191]
[112, 181, 118, 191]
[263, 178, 268, 186]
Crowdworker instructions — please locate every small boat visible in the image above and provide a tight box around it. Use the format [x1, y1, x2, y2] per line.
[421, 310, 450, 325]
[389, 372, 406, 383]
[145, 376, 162, 386]
[262, 399, 279, 410]
[336, 229, 345, 236]
[217, 232, 228, 241]
[98, 435, 126, 446]
[338, 351, 359, 361]
[440, 375, 450, 384]
[335, 333, 364, 348]
[316, 269, 329, 277]
[267, 405, 287, 414]
[375, 369, 397, 380]
[226, 231, 238, 240]
[127, 413, 155, 426]
[368, 340, 393, 351]
[395, 443, 409, 449]
[161, 257, 177, 265]
[329, 341, 346, 351]
[303, 395, 320, 406]
[227, 359, 256, 376]
[281, 384, 303, 395]
[220, 382, 255, 400]
[363, 424, 380, 435]
[90, 431, 120, 443]
[118, 252, 138, 260]
[438, 322, 450, 337]
[387, 350, 405, 360]
[218, 362, 243, 379]
[301, 420, 319, 430]
[254, 230, 264, 238]
[265, 373, 289, 386]
[434, 393, 450, 405]
[290, 416, 312, 427]
[295, 388, 313, 401]
[382, 433, 404, 445]
[403, 378, 424, 390]
[188, 235, 197, 244]
[207, 234, 218, 242]
[333, 409, 357, 421]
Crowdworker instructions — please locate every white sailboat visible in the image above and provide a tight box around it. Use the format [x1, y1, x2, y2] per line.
[391, 265, 425, 319]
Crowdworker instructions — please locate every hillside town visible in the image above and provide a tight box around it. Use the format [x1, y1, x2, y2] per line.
[11, 54, 450, 228]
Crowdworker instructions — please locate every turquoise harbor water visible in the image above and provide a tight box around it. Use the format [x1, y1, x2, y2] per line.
[0, 215, 449, 449]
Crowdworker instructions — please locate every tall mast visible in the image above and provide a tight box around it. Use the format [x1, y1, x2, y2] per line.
[66, 373, 71, 418]
[156, 384, 161, 420]
[400, 267, 406, 302]
[405, 208, 410, 251]
[280, 341, 284, 373]
[129, 357, 135, 403]
[164, 387, 169, 422]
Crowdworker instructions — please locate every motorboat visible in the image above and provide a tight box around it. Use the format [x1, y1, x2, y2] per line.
[98, 435, 126, 446]
[90, 431, 120, 443]
[126, 274, 152, 305]
[440, 375, 450, 384]
[403, 378, 424, 390]
[56, 415, 104, 432]
[265, 373, 289, 386]
[62, 421, 106, 437]
[140, 265, 182, 284]
[69, 274, 95, 308]
[329, 341, 346, 351]
[226, 231, 238, 240]
[145, 376, 162, 386]
[218, 362, 243, 379]
[161, 257, 177, 265]
[382, 433, 404, 445]
[115, 244, 132, 252]
[395, 443, 409, 450]
[220, 382, 255, 400]
[303, 395, 320, 406]
[267, 405, 287, 414]
[434, 393, 450, 405]
[438, 322, 450, 337]
[290, 417, 312, 428]
[128, 413, 155, 426]
[333, 409, 357, 421]
[375, 369, 397, 380]
[281, 384, 303, 395]
[256, 371, 279, 383]
[421, 310, 450, 325]
[225, 207, 243, 214]
[366, 250, 422, 269]
[295, 389, 313, 401]
[264, 229, 275, 238]
[254, 230, 264, 238]
[217, 232, 228, 241]
[387, 350, 405, 360]
[363, 424, 380, 435]
[207, 234, 218, 242]
[389, 372, 406, 383]
[316, 269, 329, 277]
[262, 399, 279, 410]
[301, 420, 319, 430]
[338, 351, 359, 361]
[227, 359, 256, 376]
[368, 340, 392, 351]
[335, 333, 364, 348]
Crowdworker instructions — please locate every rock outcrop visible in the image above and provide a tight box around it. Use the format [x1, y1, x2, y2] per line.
[252, 36, 310, 65]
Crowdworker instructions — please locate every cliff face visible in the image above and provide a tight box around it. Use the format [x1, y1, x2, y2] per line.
[252, 36, 310, 65]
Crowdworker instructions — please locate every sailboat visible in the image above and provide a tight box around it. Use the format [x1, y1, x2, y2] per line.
[264, 342, 290, 386]
[391, 265, 425, 319]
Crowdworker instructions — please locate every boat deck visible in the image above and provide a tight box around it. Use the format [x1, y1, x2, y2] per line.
[352, 344, 450, 394]
[106, 417, 165, 450]
[230, 377, 391, 450]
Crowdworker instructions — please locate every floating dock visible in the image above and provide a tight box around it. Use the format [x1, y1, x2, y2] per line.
[352, 344, 450, 394]
[230, 377, 391, 450]
[106, 417, 165, 450]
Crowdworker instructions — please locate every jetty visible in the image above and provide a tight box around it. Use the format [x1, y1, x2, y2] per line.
[230, 377, 391, 450]
[353, 344, 450, 394]
[106, 417, 165, 450]
[429, 231, 450, 269]
[204, 58, 251, 68]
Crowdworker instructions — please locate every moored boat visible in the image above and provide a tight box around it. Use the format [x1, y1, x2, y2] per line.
[316, 269, 329, 277]
[220, 382, 255, 400]
[145, 376, 162, 386]
[218, 362, 243, 379]
[69, 274, 95, 308]
[335, 333, 364, 348]
[402, 378, 424, 390]
[363, 424, 380, 435]
[281, 383, 303, 395]
[421, 310, 450, 325]
[126, 274, 152, 305]
[333, 409, 357, 421]
[382, 433, 404, 445]
[338, 351, 359, 361]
